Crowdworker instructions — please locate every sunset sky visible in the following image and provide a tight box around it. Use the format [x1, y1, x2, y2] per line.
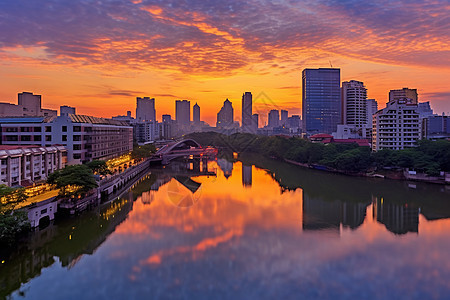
[0, 0, 449, 125]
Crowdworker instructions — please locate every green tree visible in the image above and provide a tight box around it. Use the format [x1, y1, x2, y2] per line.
[0, 185, 30, 247]
[86, 160, 111, 175]
[47, 165, 98, 198]
[131, 144, 156, 159]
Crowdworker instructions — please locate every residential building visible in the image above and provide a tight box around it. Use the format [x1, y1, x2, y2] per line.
[112, 111, 135, 124]
[241, 92, 252, 131]
[217, 99, 234, 128]
[0, 145, 66, 187]
[342, 80, 367, 128]
[136, 97, 156, 122]
[389, 88, 418, 104]
[372, 98, 421, 151]
[302, 68, 341, 134]
[0, 92, 57, 117]
[268, 110, 280, 128]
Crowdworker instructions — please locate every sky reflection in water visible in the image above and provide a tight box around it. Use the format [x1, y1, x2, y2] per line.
[6, 158, 450, 299]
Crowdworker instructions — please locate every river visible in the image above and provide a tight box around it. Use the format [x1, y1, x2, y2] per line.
[1, 155, 450, 299]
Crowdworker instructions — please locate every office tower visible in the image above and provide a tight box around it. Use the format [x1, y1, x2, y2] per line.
[60, 105, 76, 116]
[280, 110, 288, 126]
[366, 99, 378, 125]
[18, 92, 41, 115]
[136, 97, 156, 122]
[342, 80, 367, 128]
[302, 68, 341, 134]
[423, 115, 450, 140]
[241, 92, 252, 131]
[418, 101, 434, 118]
[372, 98, 421, 151]
[268, 110, 280, 128]
[252, 114, 259, 131]
[193, 103, 200, 124]
[216, 99, 234, 127]
[389, 88, 418, 104]
[0, 92, 57, 117]
[287, 115, 301, 128]
[175, 100, 191, 126]
[162, 114, 172, 123]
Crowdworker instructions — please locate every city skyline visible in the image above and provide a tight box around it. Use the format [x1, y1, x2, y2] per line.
[0, 0, 449, 125]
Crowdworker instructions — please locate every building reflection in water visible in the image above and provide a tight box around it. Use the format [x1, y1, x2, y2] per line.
[302, 194, 369, 233]
[242, 164, 252, 187]
[217, 158, 233, 179]
[373, 197, 419, 235]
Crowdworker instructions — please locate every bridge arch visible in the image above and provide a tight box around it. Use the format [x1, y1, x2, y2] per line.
[156, 139, 202, 155]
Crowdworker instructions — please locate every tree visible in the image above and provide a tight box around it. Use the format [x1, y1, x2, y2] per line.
[131, 144, 156, 160]
[0, 185, 28, 213]
[86, 160, 111, 175]
[47, 165, 98, 198]
[0, 185, 30, 247]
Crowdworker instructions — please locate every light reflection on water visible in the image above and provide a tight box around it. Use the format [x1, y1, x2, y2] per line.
[2, 157, 450, 300]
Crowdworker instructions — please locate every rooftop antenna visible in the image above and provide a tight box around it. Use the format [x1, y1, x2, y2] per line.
[329, 60, 333, 68]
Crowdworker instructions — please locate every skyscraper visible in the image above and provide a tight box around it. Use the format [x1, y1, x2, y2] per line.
[136, 97, 156, 122]
[241, 92, 252, 131]
[366, 99, 378, 125]
[217, 99, 234, 127]
[302, 68, 341, 134]
[280, 110, 288, 126]
[175, 100, 190, 126]
[268, 110, 280, 128]
[342, 80, 367, 128]
[193, 103, 200, 124]
[389, 88, 418, 104]
[252, 114, 259, 131]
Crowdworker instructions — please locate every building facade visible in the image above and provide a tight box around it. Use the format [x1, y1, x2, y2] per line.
[241, 92, 253, 131]
[302, 68, 341, 134]
[60, 105, 76, 116]
[268, 110, 280, 128]
[193, 103, 200, 124]
[0, 92, 57, 118]
[175, 100, 190, 127]
[0, 115, 133, 164]
[372, 98, 421, 151]
[136, 97, 156, 122]
[0, 145, 66, 187]
[217, 99, 234, 128]
[389, 88, 418, 104]
[342, 80, 368, 128]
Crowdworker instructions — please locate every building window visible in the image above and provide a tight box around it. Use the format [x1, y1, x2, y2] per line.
[73, 126, 81, 132]
[21, 135, 32, 141]
[62, 135, 67, 142]
[73, 154, 81, 159]
[45, 126, 52, 132]
[34, 127, 42, 132]
[62, 126, 67, 132]
[5, 136, 18, 141]
[73, 144, 81, 150]
[45, 135, 52, 142]
[34, 135, 42, 141]
[73, 135, 81, 141]
[6, 128, 18, 132]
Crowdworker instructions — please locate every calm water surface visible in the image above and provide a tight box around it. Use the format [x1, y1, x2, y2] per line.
[2, 156, 450, 299]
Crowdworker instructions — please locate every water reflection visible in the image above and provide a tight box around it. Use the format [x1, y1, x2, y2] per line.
[1, 155, 450, 299]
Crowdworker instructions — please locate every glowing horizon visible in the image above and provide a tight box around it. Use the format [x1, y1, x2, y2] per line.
[0, 0, 449, 125]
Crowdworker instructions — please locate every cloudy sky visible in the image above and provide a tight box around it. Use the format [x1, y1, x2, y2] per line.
[0, 0, 449, 124]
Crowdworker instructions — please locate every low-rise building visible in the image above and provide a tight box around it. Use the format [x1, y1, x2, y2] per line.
[0, 114, 133, 164]
[0, 145, 66, 187]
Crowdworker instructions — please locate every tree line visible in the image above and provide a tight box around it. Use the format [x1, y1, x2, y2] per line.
[186, 132, 450, 175]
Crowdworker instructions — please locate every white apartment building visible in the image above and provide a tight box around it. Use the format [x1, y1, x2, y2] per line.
[0, 145, 66, 187]
[0, 115, 133, 165]
[372, 98, 421, 151]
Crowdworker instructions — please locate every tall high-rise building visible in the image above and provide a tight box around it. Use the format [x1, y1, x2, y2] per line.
[280, 110, 288, 126]
[366, 99, 378, 126]
[241, 92, 252, 131]
[302, 68, 341, 134]
[389, 88, 418, 104]
[252, 114, 259, 131]
[193, 103, 200, 124]
[268, 110, 280, 128]
[175, 100, 190, 126]
[217, 99, 234, 127]
[136, 97, 156, 122]
[342, 80, 367, 128]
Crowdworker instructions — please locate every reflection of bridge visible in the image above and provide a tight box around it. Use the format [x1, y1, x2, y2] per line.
[152, 139, 218, 165]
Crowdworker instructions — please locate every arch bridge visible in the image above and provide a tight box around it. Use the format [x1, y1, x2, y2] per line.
[153, 139, 217, 165]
